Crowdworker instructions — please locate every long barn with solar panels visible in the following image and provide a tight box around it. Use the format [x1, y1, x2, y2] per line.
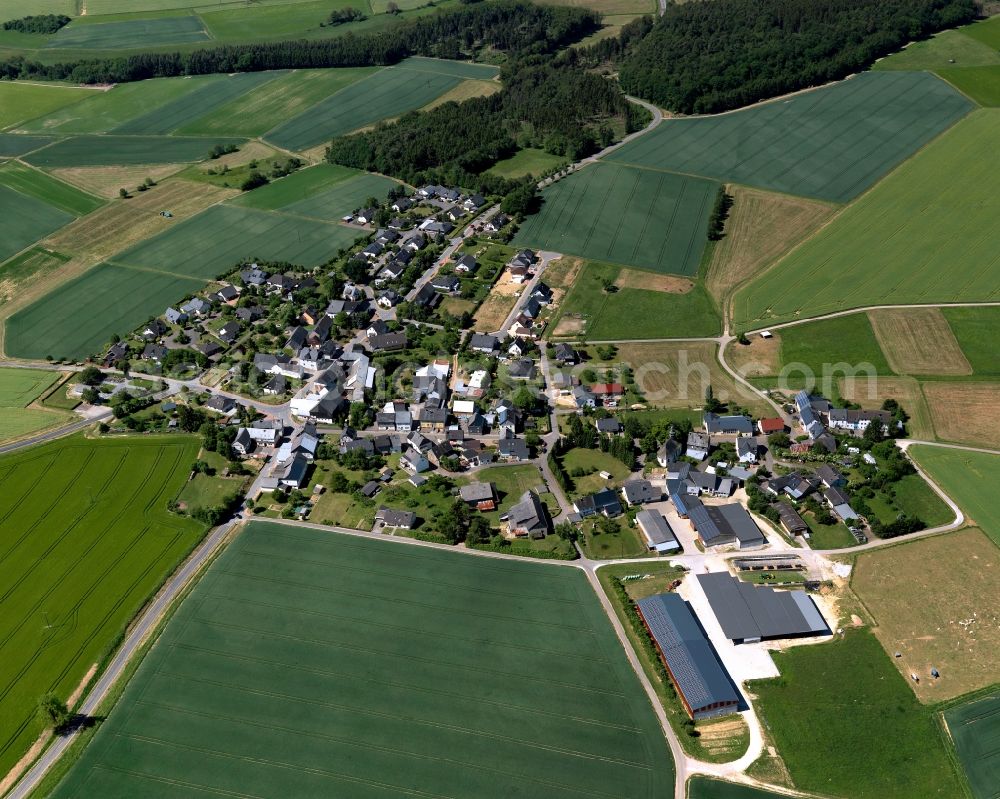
[697, 572, 830, 644]
[635, 593, 740, 720]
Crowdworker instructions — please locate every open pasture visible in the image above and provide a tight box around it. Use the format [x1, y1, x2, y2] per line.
[732, 110, 1000, 328]
[112, 71, 284, 135]
[5, 262, 206, 360]
[230, 162, 361, 209]
[23, 134, 246, 167]
[177, 67, 377, 137]
[941, 306, 1000, 375]
[46, 14, 210, 49]
[17, 76, 219, 135]
[867, 307, 972, 376]
[750, 630, 966, 799]
[853, 529, 998, 702]
[0, 183, 74, 264]
[550, 260, 720, 339]
[921, 382, 1000, 450]
[0, 366, 69, 443]
[875, 23, 1000, 72]
[0, 435, 205, 779]
[514, 162, 717, 276]
[50, 521, 675, 798]
[938, 65, 1000, 107]
[114, 203, 362, 279]
[769, 313, 892, 379]
[606, 71, 972, 203]
[0, 0, 73, 16]
[945, 692, 1000, 799]
[265, 59, 497, 151]
[488, 147, 568, 179]
[0, 82, 92, 132]
[280, 172, 401, 221]
[0, 161, 103, 216]
[908, 445, 1000, 546]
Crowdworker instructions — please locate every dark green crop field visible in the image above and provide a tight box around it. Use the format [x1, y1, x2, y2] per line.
[605, 71, 972, 202]
[0, 435, 205, 779]
[46, 15, 211, 50]
[0, 183, 74, 263]
[945, 692, 1000, 799]
[514, 162, 717, 276]
[23, 135, 247, 167]
[0, 161, 103, 216]
[51, 522, 675, 798]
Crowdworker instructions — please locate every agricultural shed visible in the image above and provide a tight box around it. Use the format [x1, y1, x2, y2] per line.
[636, 593, 739, 720]
[636, 510, 681, 554]
[696, 572, 829, 644]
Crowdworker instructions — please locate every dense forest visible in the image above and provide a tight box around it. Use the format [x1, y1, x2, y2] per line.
[325, 58, 645, 196]
[591, 0, 977, 114]
[2, 14, 70, 33]
[0, 0, 598, 83]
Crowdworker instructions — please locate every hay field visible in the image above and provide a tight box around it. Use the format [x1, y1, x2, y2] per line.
[908, 445, 1000, 546]
[46, 15, 210, 49]
[733, 111, 1000, 328]
[43, 179, 233, 259]
[0, 435, 205, 779]
[725, 334, 782, 379]
[837, 376, 935, 441]
[51, 163, 186, 198]
[868, 308, 972, 375]
[0, 82, 93, 132]
[50, 522, 675, 798]
[514, 162, 717, 276]
[606, 71, 972, 203]
[852, 529, 999, 702]
[615, 341, 771, 413]
[705, 186, 834, 314]
[945, 692, 1000, 799]
[922, 382, 1000, 448]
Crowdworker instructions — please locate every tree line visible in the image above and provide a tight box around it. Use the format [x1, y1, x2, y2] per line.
[325, 58, 644, 198]
[3, 14, 70, 33]
[0, 0, 598, 83]
[578, 0, 977, 114]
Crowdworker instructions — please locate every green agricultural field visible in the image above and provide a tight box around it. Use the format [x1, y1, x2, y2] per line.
[50, 522, 675, 798]
[908, 445, 1000, 546]
[875, 24, 1000, 72]
[732, 110, 1000, 328]
[23, 134, 246, 166]
[938, 65, 1000, 106]
[551, 260, 721, 339]
[114, 204, 363, 279]
[965, 14, 1000, 49]
[17, 75, 222, 135]
[688, 777, 792, 799]
[606, 71, 972, 203]
[0, 82, 92, 131]
[941, 307, 1000, 375]
[0, 248, 69, 307]
[0, 161, 103, 216]
[5, 262, 205, 361]
[0, 435, 206, 778]
[112, 71, 285, 135]
[945, 692, 1000, 799]
[280, 172, 401, 221]
[0, 134, 54, 157]
[515, 163, 716, 276]
[177, 67, 377, 137]
[772, 314, 892, 378]
[0, 183, 74, 263]
[230, 162, 360, 209]
[265, 58, 497, 151]
[0, 0, 73, 16]
[199, 0, 363, 41]
[46, 15, 211, 49]
[0, 366, 69, 443]
[488, 147, 568, 179]
[751, 630, 966, 799]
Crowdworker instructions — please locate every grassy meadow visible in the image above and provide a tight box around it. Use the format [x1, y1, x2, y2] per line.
[733, 110, 1000, 328]
[0, 366, 70, 442]
[0, 435, 205, 778]
[50, 522, 675, 797]
[908, 445, 1000, 545]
